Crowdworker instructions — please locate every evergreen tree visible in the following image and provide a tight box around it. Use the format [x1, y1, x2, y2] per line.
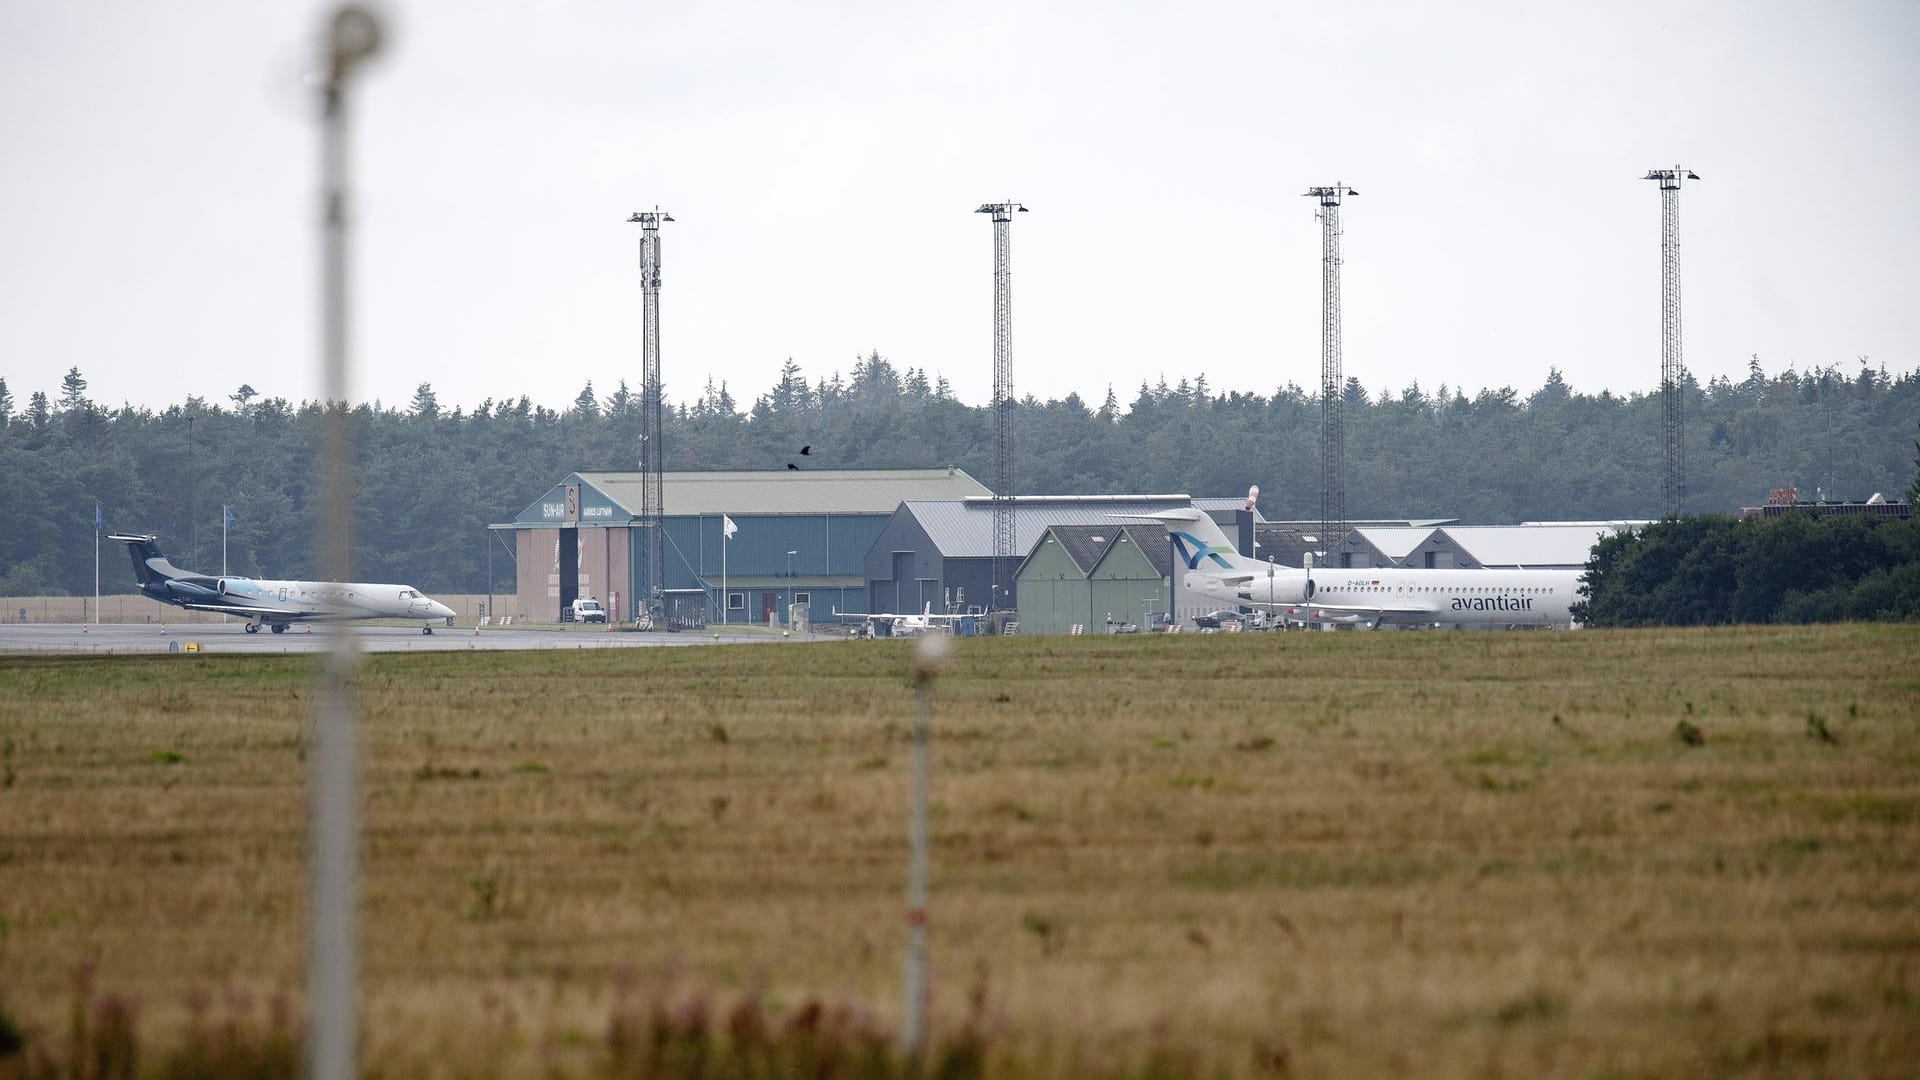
[1908, 420, 1920, 507]
[605, 379, 635, 416]
[571, 382, 599, 419]
[0, 376, 11, 425]
[26, 391, 50, 427]
[229, 384, 259, 414]
[58, 368, 89, 412]
[410, 382, 440, 418]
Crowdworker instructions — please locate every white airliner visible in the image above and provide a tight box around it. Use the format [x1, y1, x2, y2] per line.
[110, 533, 457, 635]
[832, 602, 965, 637]
[1126, 509, 1583, 629]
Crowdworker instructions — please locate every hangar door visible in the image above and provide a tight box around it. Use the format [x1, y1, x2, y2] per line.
[558, 527, 579, 618]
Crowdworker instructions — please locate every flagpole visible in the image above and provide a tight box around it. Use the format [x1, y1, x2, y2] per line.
[722, 526, 728, 626]
[223, 506, 230, 577]
[93, 503, 101, 626]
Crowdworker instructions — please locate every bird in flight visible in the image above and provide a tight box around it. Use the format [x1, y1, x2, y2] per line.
[800, 445, 811, 456]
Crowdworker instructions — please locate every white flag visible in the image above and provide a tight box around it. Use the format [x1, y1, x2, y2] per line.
[722, 514, 738, 539]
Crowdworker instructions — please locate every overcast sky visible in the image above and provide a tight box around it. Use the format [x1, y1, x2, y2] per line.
[3, 0, 1916, 413]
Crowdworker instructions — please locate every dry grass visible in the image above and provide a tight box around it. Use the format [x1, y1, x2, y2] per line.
[1, 624, 1917, 1077]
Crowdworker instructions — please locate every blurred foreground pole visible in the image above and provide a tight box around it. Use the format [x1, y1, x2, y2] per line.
[312, 8, 381, 1080]
[901, 634, 949, 1062]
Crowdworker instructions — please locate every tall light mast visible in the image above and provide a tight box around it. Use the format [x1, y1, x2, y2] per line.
[976, 201, 1026, 610]
[1643, 166, 1698, 517]
[1304, 183, 1356, 565]
[627, 207, 672, 615]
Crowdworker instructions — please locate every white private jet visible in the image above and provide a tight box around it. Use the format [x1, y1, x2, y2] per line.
[1122, 508, 1583, 629]
[831, 602, 966, 637]
[110, 533, 457, 634]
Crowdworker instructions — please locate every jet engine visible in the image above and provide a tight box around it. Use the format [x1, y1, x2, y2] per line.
[1236, 572, 1313, 607]
[164, 578, 222, 599]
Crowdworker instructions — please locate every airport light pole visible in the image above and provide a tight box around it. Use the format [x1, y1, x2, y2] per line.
[786, 549, 797, 626]
[1643, 166, 1700, 517]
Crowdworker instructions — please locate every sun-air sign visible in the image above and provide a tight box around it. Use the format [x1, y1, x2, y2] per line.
[536, 483, 613, 522]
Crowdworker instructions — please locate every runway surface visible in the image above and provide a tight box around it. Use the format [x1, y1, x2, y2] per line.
[0, 623, 800, 655]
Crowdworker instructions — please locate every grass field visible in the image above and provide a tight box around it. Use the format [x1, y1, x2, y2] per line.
[1, 625, 1917, 1077]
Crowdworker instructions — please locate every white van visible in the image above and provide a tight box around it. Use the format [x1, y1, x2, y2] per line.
[571, 596, 607, 623]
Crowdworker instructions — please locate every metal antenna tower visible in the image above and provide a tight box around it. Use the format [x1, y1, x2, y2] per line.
[1304, 183, 1356, 565]
[1643, 166, 1698, 517]
[976, 201, 1027, 609]
[627, 207, 673, 614]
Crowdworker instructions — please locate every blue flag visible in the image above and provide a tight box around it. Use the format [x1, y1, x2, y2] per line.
[95, 503, 103, 533]
[223, 505, 235, 530]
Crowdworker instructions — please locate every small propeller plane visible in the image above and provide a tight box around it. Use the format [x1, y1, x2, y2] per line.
[830, 601, 965, 637]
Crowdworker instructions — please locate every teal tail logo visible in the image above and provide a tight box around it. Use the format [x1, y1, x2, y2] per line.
[1170, 531, 1235, 570]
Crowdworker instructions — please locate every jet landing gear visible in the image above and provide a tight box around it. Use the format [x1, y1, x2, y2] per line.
[245, 622, 260, 634]
[271, 623, 287, 634]
[422, 624, 434, 635]
[245, 621, 288, 635]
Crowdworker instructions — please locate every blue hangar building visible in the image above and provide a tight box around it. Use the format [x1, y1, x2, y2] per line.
[492, 468, 989, 624]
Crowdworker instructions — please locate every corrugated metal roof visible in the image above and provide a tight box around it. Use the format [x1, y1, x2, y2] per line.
[904, 497, 1200, 558]
[1192, 498, 1265, 521]
[575, 468, 989, 517]
[1253, 526, 1320, 568]
[1263, 518, 1456, 528]
[1354, 527, 1439, 561]
[1438, 524, 1616, 567]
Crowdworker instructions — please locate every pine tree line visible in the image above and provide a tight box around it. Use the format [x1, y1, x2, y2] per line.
[2, 353, 1916, 596]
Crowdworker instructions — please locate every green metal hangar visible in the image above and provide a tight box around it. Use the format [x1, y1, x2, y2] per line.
[1015, 522, 1174, 633]
[493, 468, 989, 624]
[863, 495, 1254, 627]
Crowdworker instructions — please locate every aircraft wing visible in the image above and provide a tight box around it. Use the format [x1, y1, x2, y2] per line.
[1278, 601, 1434, 618]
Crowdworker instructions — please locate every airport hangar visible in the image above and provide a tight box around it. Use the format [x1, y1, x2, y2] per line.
[492, 476, 1255, 627]
[491, 468, 991, 625]
[1327, 523, 1631, 570]
[863, 495, 1254, 624]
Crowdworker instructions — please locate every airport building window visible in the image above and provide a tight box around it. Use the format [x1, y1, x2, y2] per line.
[727, 592, 744, 610]
[794, 592, 810, 606]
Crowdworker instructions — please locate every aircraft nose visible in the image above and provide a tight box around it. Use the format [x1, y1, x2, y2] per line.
[431, 601, 455, 618]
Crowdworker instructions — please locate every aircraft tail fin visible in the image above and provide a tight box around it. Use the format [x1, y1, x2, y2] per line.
[1110, 508, 1254, 573]
[106, 533, 188, 586]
